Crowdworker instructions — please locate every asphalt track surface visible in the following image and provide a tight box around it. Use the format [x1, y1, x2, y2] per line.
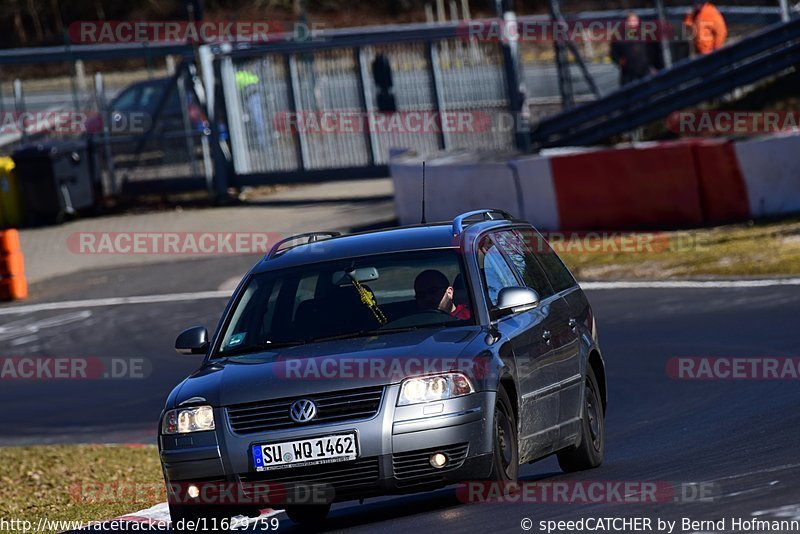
[3, 260, 800, 532]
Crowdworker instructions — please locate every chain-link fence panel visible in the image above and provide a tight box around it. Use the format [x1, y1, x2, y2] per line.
[361, 42, 441, 164]
[434, 38, 514, 151]
[226, 54, 299, 174]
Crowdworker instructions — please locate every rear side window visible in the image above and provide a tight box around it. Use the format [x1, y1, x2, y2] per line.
[527, 231, 576, 293]
[494, 230, 554, 298]
[477, 236, 520, 307]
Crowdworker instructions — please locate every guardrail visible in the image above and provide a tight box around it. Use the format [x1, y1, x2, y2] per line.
[0, 6, 783, 66]
[530, 17, 800, 149]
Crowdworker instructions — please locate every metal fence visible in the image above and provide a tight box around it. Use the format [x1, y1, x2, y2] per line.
[217, 28, 518, 183]
[0, 4, 790, 199]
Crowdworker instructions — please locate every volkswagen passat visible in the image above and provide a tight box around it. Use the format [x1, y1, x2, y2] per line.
[159, 209, 607, 529]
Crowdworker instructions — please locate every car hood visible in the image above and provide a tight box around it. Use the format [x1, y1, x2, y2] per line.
[171, 327, 485, 407]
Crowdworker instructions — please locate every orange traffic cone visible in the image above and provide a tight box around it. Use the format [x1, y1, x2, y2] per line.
[0, 229, 27, 301]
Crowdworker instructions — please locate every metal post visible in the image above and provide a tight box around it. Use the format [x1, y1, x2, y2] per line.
[13, 79, 27, 144]
[64, 31, 80, 111]
[219, 44, 250, 175]
[355, 47, 380, 165]
[495, 3, 531, 151]
[460, 0, 471, 19]
[286, 54, 309, 170]
[547, 0, 574, 109]
[436, 0, 446, 22]
[184, 60, 214, 195]
[779, 0, 791, 22]
[655, 0, 673, 68]
[449, 0, 459, 20]
[211, 57, 235, 195]
[426, 41, 448, 150]
[425, 2, 435, 24]
[176, 66, 201, 180]
[94, 72, 117, 197]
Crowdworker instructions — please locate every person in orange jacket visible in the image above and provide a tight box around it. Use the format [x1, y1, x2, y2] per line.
[684, 1, 727, 54]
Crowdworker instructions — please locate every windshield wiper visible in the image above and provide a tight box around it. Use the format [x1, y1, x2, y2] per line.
[219, 340, 305, 357]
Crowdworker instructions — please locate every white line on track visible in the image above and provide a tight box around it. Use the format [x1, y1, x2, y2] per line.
[581, 278, 800, 290]
[0, 291, 231, 316]
[4, 278, 800, 316]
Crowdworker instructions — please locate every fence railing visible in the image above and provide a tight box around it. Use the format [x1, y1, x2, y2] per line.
[211, 19, 523, 186]
[0, 5, 789, 199]
[530, 16, 800, 148]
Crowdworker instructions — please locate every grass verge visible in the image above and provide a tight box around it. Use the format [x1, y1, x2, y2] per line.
[554, 218, 800, 280]
[0, 445, 163, 533]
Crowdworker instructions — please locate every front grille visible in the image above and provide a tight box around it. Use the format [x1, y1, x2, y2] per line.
[226, 386, 384, 434]
[392, 443, 469, 487]
[239, 457, 381, 501]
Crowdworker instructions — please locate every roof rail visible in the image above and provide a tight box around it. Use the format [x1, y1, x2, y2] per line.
[452, 209, 514, 235]
[266, 232, 341, 260]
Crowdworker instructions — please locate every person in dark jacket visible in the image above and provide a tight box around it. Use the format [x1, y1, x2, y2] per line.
[610, 12, 664, 86]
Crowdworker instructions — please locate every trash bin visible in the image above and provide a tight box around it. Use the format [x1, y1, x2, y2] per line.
[0, 157, 23, 228]
[13, 140, 95, 225]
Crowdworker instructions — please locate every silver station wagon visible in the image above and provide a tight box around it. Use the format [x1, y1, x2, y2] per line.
[159, 209, 607, 530]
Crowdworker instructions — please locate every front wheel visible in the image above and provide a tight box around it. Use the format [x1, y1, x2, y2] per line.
[557, 365, 605, 472]
[487, 386, 519, 481]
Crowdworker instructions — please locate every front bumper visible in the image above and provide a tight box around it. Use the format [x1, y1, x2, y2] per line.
[160, 387, 496, 506]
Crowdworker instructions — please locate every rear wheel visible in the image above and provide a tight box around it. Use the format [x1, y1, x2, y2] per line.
[284, 503, 331, 526]
[557, 365, 605, 472]
[487, 386, 519, 481]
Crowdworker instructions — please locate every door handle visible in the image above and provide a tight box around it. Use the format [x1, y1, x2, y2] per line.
[569, 318, 577, 330]
[542, 330, 552, 344]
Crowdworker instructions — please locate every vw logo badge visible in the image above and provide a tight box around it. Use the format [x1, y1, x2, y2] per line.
[289, 399, 317, 423]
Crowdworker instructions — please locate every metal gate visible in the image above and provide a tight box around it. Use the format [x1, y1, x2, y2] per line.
[207, 21, 524, 192]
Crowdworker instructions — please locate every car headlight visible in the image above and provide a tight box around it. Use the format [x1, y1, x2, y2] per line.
[397, 373, 475, 406]
[162, 405, 215, 434]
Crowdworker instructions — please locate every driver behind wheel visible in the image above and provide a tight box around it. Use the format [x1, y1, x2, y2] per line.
[413, 269, 471, 320]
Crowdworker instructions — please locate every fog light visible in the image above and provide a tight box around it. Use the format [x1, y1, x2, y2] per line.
[187, 484, 200, 499]
[430, 453, 447, 469]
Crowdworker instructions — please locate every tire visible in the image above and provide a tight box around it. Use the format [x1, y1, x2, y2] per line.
[284, 503, 331, 526]
[487, 386, 519, 481]
[557, 365, 605, 473]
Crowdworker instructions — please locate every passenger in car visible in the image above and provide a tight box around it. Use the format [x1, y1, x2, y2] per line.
[413, 270, 471, 320]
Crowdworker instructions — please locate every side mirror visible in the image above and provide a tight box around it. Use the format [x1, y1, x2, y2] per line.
[496, 287, 540, 316]
[175, 326, 209, 355]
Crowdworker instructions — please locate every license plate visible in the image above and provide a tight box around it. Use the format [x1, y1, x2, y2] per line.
[252, 433, 358, 471]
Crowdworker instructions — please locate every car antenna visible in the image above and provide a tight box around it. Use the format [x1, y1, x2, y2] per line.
[420, 161, 426, 224]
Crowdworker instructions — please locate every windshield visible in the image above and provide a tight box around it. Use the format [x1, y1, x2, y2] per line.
[214, 249, 474, 357]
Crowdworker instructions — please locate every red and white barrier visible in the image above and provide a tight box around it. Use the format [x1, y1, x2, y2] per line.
[390, 151, 523, 224]
[733, 132, 800, 217]
[390, 132, 800, 230]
